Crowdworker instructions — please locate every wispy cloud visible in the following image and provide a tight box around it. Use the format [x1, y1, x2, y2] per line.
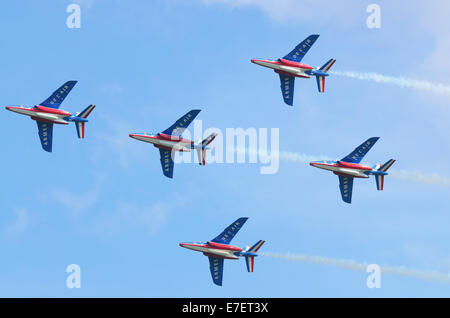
[263, 252, 450, 285]
[4, 208, 31, 239]
[91, 115, 147, 169]
[86, 193, 193, 238]
[43, 175, 104, 217]
[199, 0, 361, 27]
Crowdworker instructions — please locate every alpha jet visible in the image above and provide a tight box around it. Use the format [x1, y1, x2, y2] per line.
[5, 81, 95, 152]
[179, 217, 265, 286]
[129, 109, 217, 178]
[310, 137, 395, 203]
[251, 34, 335, 106]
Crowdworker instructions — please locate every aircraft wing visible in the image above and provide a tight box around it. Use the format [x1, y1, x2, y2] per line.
[211, 217, 248, 245]
[161, 109, 201, 137]
[340, 137, 380, 163]
[159, 148, 174, 178]
[279, 74, 295, 106]
[338, 176, 354, 204]
[208, 256, 224, 286]
[36, 121, 53, 152]
[282, 34, 319, 63]
[40, 81, 78, 109]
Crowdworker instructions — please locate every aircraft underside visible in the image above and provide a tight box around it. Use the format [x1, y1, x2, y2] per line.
[317, 165, 370, 178]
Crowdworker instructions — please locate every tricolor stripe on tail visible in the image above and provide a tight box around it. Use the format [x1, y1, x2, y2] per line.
[315, 58, 336, 93]
[78, 104, 95, 119]
[196, 133, 218, 165]
[244, 240, 265, 273]
[375, 159, 396, 191]
[75, 122, 86, 139]
[74, 104, 95, 139]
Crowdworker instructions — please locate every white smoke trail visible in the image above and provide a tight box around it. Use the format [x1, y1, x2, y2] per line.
[235, 148, 450, 188]
[330, 70, 450, 95]
[389, 169, 450, 187]
[262, 252, 450, 285]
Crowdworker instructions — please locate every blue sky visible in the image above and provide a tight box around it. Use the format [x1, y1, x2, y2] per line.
[0, 0, 449, 297]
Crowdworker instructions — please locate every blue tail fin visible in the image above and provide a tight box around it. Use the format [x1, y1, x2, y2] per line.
[244, 240, 265, 273]
[315, 59, 336, 92]
[74, 105, 95, 139]
[374, 159, 395, 190]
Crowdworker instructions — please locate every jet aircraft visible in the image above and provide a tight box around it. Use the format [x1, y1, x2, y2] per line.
[129, 109, 217, 178]
[5, 81, 95, 152]
[310, 137, 395, 203]
[179, 217, 265, 286]
[251, 34, 335, 106]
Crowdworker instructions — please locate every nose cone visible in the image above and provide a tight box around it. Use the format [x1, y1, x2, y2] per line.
[310, 161, 319, 167]
[129, 133, 138, 140]
[179, 243, 187, 248]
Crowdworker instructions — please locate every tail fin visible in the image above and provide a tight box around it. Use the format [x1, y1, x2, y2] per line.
[374, 159, 396, 191]
[244, 240, 265, 273]
[319, 58, 336, 73]
[315, 59, 336, 93]
[196, 133, 218, 166]
[202, 133, 218, 146]
[379, 159, 396, 172]
[78, 104, 95, 119]
[75, 105, 96, 139]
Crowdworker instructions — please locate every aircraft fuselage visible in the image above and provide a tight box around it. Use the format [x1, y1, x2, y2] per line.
[310, 160, 376, 178]
[251, 59, 315, 78]
[179, 241, 257, 260]
[6, 105, 74, 125]
[129, 133, 195, 152]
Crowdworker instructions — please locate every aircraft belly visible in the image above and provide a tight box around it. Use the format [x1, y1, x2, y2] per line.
[255, 61, 308, 77]
[157, 139, 191, 151]
[320, 165, 369, 178]
[35, 112, 65, 122]
[186, 245, 238, 259]
[334, 167, 368, 178]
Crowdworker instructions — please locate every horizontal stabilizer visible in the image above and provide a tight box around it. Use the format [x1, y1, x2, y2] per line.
[202, 133, 217, 146]
[380, 159, 395, 172]
[78, 104, 95, 119]
[319, 58, 336, 72]
[248, 240, 265, 253]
